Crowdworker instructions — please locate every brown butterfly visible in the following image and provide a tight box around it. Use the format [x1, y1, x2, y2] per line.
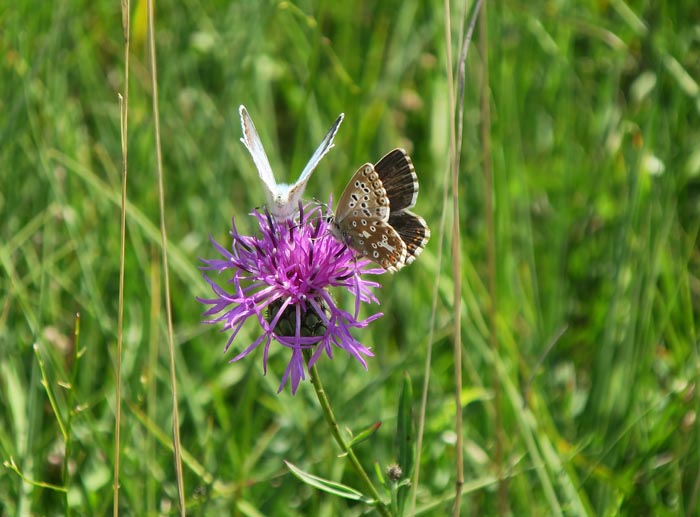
[329, 149, 430, 272]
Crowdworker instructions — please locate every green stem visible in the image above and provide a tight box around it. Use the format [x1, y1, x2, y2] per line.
[304, 351, 391, 517]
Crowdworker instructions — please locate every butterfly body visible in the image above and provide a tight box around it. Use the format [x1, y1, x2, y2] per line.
[330, 149, 430, 273]
[239, 105, 344, 221]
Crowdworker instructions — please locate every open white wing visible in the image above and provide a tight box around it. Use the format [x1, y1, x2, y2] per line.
[290, 112, 345, 198]
[239, 105, 278, 203]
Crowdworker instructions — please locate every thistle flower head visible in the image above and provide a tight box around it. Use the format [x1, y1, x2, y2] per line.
[198, 202, 384, 394]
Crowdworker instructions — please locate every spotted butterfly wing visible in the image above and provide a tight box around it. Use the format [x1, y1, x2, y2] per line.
[331, 148, 429, 272]
[387, 210, 430, 264]
[374, 149, 430, 264]
[331, 163, 408, 272]
[373, 148, 418, 212]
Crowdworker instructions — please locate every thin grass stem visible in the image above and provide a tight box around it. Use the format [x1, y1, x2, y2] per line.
[113, 1, 130, 507]
[442, 1, 465, 514]
[477, 1, 507, 513]
[64, 313, 81, 515]
[146, 1, 186, 513]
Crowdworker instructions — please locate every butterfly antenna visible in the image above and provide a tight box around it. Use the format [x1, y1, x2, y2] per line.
[311, 196, 331, 215]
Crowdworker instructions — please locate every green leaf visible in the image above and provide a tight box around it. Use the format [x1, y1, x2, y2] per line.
[284, 461, 375, 504]
[394, 372, 414, 515]
[347, 421, 382, 449]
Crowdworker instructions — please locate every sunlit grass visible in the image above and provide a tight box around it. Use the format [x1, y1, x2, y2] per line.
[1, 1, 699, 515]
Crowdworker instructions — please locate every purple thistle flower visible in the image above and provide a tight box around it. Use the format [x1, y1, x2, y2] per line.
[198, 202, 384, 394]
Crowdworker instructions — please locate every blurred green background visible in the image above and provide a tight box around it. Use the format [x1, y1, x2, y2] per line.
[2, 0, 700, 515]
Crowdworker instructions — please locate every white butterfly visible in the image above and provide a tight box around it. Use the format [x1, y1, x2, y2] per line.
[239, 105, 344, 221]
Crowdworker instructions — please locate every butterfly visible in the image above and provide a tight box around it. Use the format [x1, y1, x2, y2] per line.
[329, 148, 430, 273]
[239, 105, 344, 221]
